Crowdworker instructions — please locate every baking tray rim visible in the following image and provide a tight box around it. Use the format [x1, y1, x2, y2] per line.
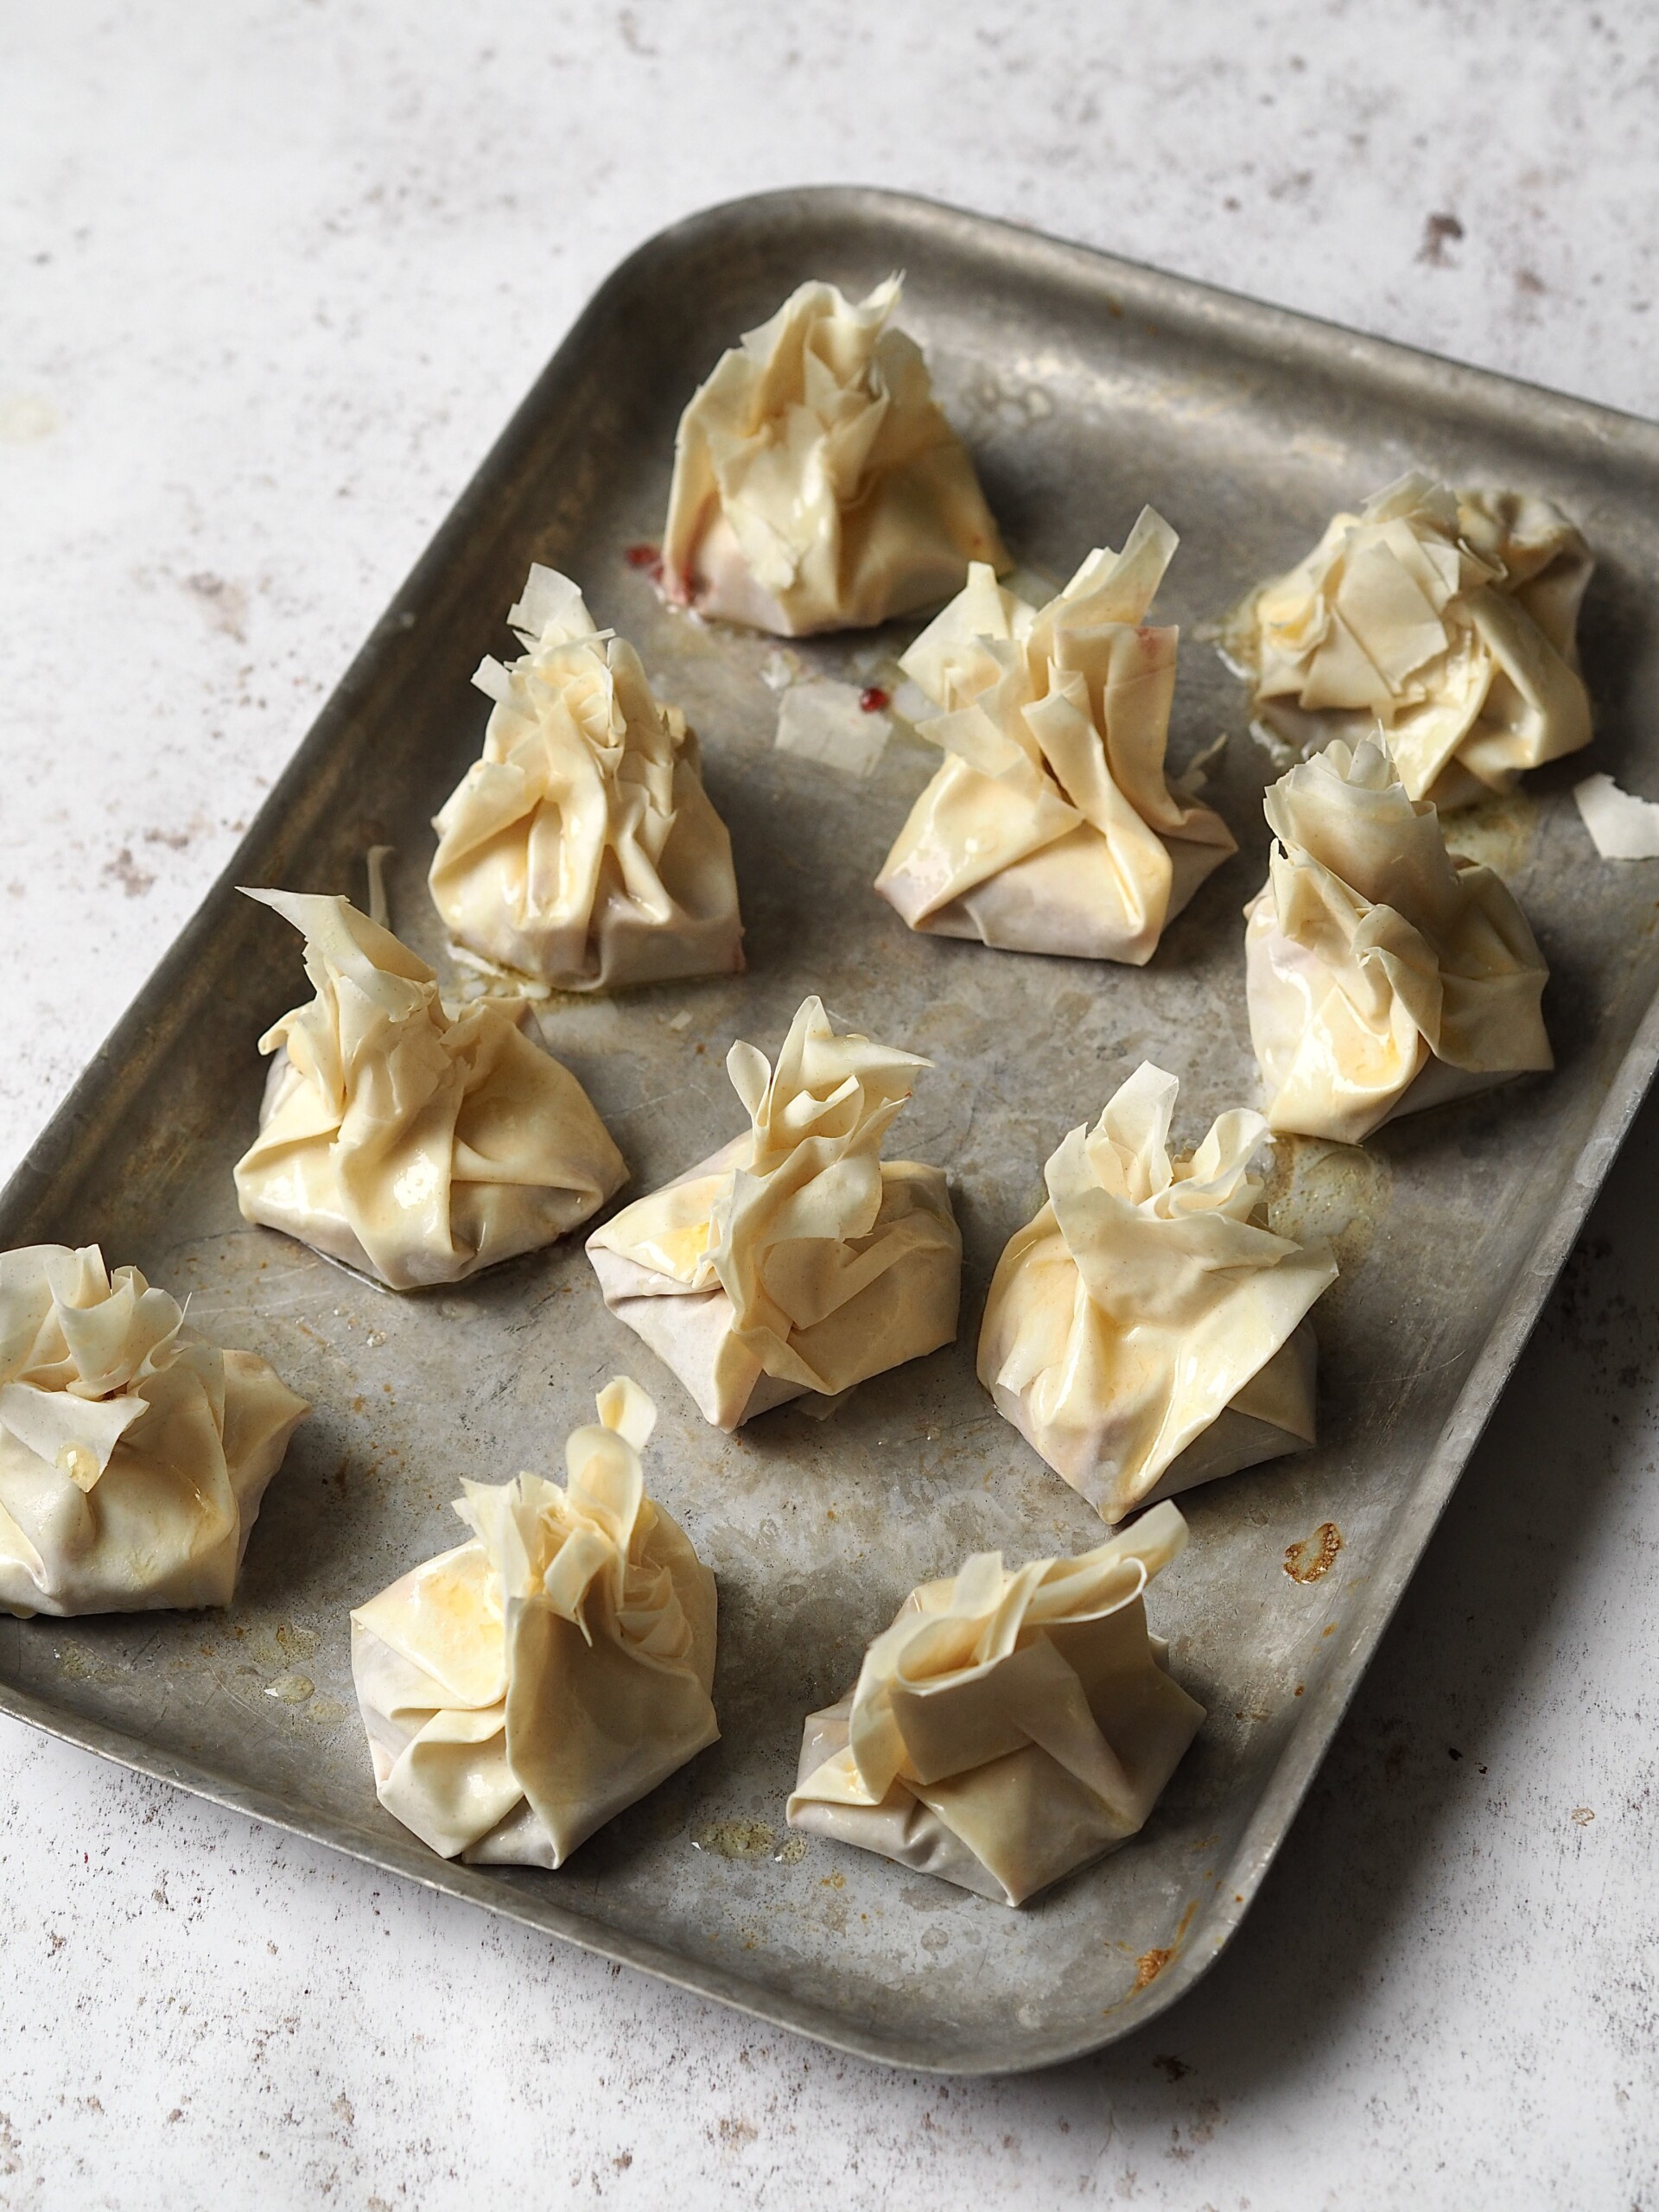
[4, 182, 1659, 2076]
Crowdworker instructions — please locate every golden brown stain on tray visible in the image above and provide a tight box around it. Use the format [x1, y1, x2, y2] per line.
[1285, 1522, 1344, 1583]
[1135, 1947, 1173, 1989]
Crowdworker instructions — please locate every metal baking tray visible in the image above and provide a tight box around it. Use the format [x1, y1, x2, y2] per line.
[5, 187, 1659, 2075]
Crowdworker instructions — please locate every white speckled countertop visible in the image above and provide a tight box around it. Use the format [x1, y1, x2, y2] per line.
[4, 3, 1658, 2204]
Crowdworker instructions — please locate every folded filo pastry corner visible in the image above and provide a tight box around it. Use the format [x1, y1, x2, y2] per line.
[1227, 471, 1592, 810]
[0, 1243, 308, 1618]
[874, 510, 1236, 964]
[661, 274, 1009, 636]
[233, 889, 627, 1290]
[428, 566, 743, 991]
[786, 1501, 1204, 1907]
[351, 1375, 717, 1868]
[977, 1063, 1338, 1527]
[1244, 738, 1553, 1146]
[586, 995, 961, 1429]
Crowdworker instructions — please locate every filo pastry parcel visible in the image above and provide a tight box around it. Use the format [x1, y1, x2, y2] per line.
[874, 511, 1236, 963]
[662, 276, 1008, 636]
[1244, 740, 1552, 1145]
[0, 1243, 307, 1618]
[429, 567, 742, 993]
[352, 1377, 717, 1867]
[1226, 471, 1592, 810]
[977, 1064, 1338, 1527]
[588, 995, 961, 1428]
[788, 1503, 1204, 1907]
[234, 891, 626, 1289]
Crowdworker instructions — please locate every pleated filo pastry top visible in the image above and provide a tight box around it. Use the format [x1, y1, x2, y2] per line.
[874, 510, 1236, 964]
[233, 889, 626, 1289]
[662, 275, 1008, 636]
[428, 566, 743, 992]
[787, 1502, 1205, 1907]
[351, 1376, 718, 1869]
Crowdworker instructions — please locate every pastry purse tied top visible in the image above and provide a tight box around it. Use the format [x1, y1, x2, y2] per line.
[874, 510, 1236, 963]
[787, 1502, 1205, 1907]
[587, 995, 962, 1429]
[428, 566, 743, 991]
[351, 1376, 718, 1868]
[0, 1243, 308, 1618]
[977, 1064, 1338, 1526]
[1230, 471, 1592, 810]
[234, 890, 626, 1290]
[662, 275, 1009, 636]
[1244, 739, 1552, 1145]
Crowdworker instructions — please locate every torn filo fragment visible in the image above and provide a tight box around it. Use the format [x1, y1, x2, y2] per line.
[586, 995, 961, 1429]
[233, 889, 626, 1290]
[0, 1243, 308, 1618]
[1226, 471, 1592, 810]
[977, 1065, 1338, 1528]
[1244, 738, 1553, 1145]
[428, 567, 743, 991]
[351, 1376, 717, 1867]
[1573, 772, 1659, 861]
[874, 512, 1236, 963]
[786, 1502, 1204, 1907]
[662, 275, 1009, 636]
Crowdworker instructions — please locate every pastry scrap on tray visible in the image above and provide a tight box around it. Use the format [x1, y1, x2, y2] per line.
[352, 1376, 717, 1867]
[0, 1243, 308, 1618]
[429, 565, 743, 992]
[587, 995, 961, 1428]
[977, 1063, 1337, 1526]
[1245, 738, 1553, 1144]
[1226, 470, 1592, 810]
[874, 511, 1236, 963]
[234, 889, 626, 1289]
[786, 1501, 1204, 1906]
[662, 275, 1008, 635]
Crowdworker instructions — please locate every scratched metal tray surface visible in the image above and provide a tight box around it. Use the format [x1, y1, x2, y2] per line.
[6, 188, 1659, 2075]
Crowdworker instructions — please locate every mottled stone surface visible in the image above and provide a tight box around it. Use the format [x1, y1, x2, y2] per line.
[3, 2, 1657, 2204]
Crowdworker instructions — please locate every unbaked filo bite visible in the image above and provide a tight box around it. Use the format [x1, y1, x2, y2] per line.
[233, 889, 626, 1289]
[786, 1502, 1204, 1907]
[1244, 739, 1553, 1146]
[662, 275, 1008, 636]
[587, 995, 961, 1429]
[977, 1063, 1338, 1527]
[351, 1376, 717, 1868]
[0, 1243, 308, 1618]
[428, 566, 743, 991]
[874, 511, 1236, 963]
[1226, 471, 1592, 810]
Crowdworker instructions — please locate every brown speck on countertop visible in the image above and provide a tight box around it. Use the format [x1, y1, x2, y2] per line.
[1152, 2053, 1192, 2082]
[102, 848, 156, 899]
[1418, 210, 1465, 265]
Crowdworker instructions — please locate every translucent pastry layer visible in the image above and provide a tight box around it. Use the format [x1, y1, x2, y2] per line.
[1244, 739, 1553, 1144]
[587, 995, 961, 1429]
[0, 1243, 308, 1618]
[978, 1064, 1336, 1526]
[429, 567, 743, 991]
[234, 889, 626, 1289]
[662, 276, 1008, 636]
[787, 1503, 1204, 1907]
[874, 512, 1236, 963]
[1228, 471, 1592, 809]
[352, 1376, 717, 1868]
